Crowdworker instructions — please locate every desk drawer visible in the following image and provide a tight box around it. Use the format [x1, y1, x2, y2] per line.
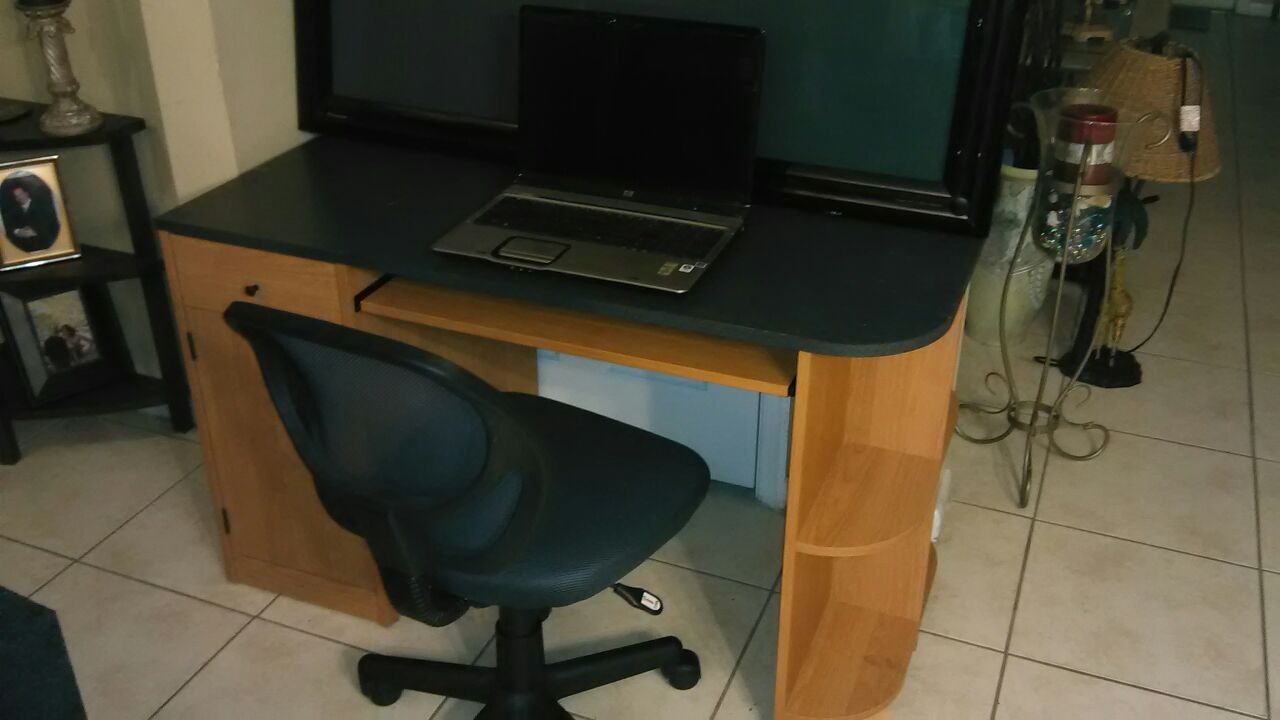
[165, 234, 342, 322]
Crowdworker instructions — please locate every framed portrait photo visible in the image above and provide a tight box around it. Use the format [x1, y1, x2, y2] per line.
[0, 155, 80, 272]
[0, 286, 130, 407]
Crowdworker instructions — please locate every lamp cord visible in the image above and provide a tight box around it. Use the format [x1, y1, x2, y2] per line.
[1125, 51, 1203, 354]
[1125, 151, 1194, 353]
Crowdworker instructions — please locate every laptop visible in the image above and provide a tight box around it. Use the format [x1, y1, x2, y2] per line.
[432, 6, 765, 294]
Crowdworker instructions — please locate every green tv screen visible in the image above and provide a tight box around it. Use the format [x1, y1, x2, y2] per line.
[331, 1, 974, 184]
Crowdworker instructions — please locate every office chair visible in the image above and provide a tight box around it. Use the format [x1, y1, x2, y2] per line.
[224, 302, 709, 719]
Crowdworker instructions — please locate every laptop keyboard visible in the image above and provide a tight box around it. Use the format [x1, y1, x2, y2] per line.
[474, 196, 727, 260]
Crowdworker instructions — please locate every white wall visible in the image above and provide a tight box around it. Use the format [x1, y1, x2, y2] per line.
[209, 0, 311, 173]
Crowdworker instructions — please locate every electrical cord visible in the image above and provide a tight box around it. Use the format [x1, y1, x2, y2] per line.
[1125, 50, 1203, 354]
[1126, 150, 1194, 353]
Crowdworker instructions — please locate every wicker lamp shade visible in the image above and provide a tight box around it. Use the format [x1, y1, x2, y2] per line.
[1086, 39, 1221, 183]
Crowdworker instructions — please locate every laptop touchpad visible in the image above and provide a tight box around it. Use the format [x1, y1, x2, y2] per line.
[496, 237, 568, 265]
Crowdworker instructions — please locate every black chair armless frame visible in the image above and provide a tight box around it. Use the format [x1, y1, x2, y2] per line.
[225, 302, 710, 718]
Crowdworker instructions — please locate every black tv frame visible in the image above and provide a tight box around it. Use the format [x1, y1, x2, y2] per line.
[296, 0, 1028, 236]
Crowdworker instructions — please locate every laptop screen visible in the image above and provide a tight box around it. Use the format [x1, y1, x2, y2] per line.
[518, 6, 765, 207]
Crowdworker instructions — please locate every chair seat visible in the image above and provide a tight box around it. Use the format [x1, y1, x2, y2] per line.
[436, 393, 710, 609]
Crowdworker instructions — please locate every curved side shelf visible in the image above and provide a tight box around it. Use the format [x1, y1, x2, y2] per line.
[794, 444, 941, 557]
[783, 601, 917, 720]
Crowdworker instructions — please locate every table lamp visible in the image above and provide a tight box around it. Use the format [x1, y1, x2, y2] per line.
[14, 0, 103, 136]
[1089, 36, 1221, 183]
[1063, 35, 1221, 387]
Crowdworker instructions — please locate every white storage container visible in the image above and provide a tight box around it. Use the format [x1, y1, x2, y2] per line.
[537, 350, 790, 507]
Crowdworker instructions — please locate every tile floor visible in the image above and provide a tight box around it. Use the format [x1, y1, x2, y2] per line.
[2, 13, 1278, 720]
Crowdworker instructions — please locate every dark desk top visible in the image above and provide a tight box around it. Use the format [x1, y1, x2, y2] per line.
[157, 137, 981, 357]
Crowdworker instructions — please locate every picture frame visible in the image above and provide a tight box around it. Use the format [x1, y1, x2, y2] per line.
[0, 285, 131, 407]
[0, 155, 81, 272]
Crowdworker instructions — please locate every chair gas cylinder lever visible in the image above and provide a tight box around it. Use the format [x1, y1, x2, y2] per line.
[612, 583, 663, 615]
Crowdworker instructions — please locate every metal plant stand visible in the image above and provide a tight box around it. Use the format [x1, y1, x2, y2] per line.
[956, 151, 1111, 509]
[956, 88, 1166, 508]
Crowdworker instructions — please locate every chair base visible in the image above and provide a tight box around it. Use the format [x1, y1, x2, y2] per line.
[357, 607, 701, 719]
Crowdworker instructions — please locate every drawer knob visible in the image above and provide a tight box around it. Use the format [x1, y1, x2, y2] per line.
[244, 284, 261, 297]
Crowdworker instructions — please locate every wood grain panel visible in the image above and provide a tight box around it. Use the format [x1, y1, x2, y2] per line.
[229, 554, 394, 625]
[184, 307, 382, 589]
[794, 445, 940, 557]
[160, 234, 394, 626]
[785, 600, 917, 719]
[360, 278, 796, 396]
[776, 309, 964, 720]
[159, 233, 236, 579]
[164, 232, 343, 321]
[836, 321, 964, 459]
[338, 268, 538, 394]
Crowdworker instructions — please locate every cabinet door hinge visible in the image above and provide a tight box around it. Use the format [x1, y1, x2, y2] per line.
[186, 331, 198, 361]
[221, 508, 231, 534]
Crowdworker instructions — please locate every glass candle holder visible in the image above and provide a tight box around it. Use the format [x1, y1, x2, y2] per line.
[1028, 88, 1163, 265]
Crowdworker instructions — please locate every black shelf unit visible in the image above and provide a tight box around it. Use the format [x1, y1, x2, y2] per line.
[0, 99, 193, 463]
[0, 351, 167, 421]
[0, 245, 159, 295]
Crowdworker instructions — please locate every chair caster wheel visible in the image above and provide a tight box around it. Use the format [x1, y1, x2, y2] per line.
[360, 680, 403, 707]
[661, 649, 701, 690]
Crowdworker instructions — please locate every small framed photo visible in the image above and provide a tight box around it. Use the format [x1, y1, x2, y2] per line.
[0, 155, 80, 272]
[0, 286, 130, 407]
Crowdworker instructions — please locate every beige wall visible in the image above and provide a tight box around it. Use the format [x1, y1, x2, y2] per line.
[0, 0, 307, 379]
[210, 0, 311, 173]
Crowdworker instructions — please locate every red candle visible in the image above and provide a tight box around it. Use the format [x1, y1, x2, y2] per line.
[1059, 104, 1119, 144]
[1055, 103, 1119, 186]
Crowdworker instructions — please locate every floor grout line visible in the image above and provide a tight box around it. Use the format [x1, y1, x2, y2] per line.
[1006, 653, 1265, 719]
[952, 500, 1263, 571]
[3, 460, 206, 600]
[646, 556, 779, 593]
[0, 531, 79, 564]
[141, 522, 282, 720]
[709, 591, 774, 719]
[918, 627, 1004, 654]
[986, 437, 1050, 719]
[1227, 13, 1273, 719]
[145, 614, 254, 720]
[75, 462, 205, 562]
[1106, 427, 1257, 459]
[249, 614, 389, 657]
[958, 406, 1257, 460]
[65, 560, 259, 619]
[25, 557, 77, 599]
[1129, 347, 1251, 372]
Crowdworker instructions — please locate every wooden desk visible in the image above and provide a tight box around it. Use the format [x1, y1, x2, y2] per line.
[155, 137, 975, 719]
[160, 230, 961, 719]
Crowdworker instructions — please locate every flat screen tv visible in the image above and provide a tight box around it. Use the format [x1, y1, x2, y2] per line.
[295, 0, 1027, 235]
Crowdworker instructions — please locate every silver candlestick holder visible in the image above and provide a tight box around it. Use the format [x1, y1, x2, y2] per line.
[17, 0, 102, 137]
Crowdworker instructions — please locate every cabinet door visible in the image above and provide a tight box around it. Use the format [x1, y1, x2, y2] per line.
[184, 307, 385, 613]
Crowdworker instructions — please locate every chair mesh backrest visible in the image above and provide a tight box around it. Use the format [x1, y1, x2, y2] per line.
[275, 334, 488, 500]
[225, 303, 540, 583]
